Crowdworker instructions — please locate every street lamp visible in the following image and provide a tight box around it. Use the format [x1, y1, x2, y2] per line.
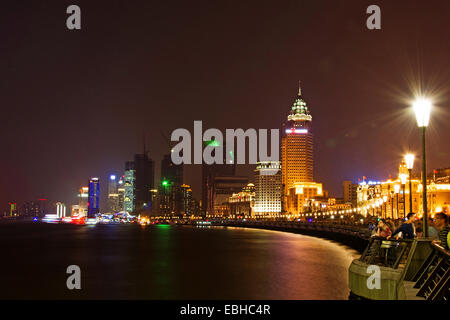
[383, 195, 388, 218]
[400, 173, 408, 219]
[413, 98, 432, 237]
[394, 184, 400, 219]
[405, 153, 415, 215]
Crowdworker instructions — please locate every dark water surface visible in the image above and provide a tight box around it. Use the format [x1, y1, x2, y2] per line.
[0, 222, 359, 299]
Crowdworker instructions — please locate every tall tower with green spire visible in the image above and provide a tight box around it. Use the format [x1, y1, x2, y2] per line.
[281, 82, 314, 209]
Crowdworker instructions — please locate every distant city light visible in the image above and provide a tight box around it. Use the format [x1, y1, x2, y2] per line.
[110, 175, 116, 180]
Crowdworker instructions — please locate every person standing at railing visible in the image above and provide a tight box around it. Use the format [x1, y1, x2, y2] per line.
[432, 212, 449, 250]
[387, 212, 416, 240]
[371, 219, 392, 238]
[427, 217, 439, 240]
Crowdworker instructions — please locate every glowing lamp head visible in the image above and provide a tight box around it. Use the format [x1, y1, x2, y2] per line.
[413, 98, 432, 127]
[400, 173, 408, 185]
[394, 184, 400, 193]
[405, 153, 415, 170]
[110, 175, 116, 180]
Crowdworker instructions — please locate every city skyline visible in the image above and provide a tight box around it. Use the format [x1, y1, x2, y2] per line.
[2, 1, 450, 212]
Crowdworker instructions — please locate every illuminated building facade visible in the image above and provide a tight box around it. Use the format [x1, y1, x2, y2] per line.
[228, 183, 255, 217]
[9, 202, 17, 216]
[87, 177, 100, 218]
[124, 161, 135, 213]
[117, 176, 125, 212]
[212, 176, 249, 216]
[107, 174, 120, 213]
[357, 162, 450, 218]
[56, 202, 66, 218]
[281, 85, 314, 212]
[281, 84, 323, 215]
[286, 182, 324, 215]
[343, 180, 358, 206]
[254, 161, 282, 216]
[77, 187, 88, 215]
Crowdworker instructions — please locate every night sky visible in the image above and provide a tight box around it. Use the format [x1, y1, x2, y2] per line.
[1, 0, 449, 212]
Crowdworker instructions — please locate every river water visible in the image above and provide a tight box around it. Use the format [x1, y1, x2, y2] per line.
[0, 222, 359, 299]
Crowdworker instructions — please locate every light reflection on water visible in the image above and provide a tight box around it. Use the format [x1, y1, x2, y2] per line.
[0, 223, 359, 299]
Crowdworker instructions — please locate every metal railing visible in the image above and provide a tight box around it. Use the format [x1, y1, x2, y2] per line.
[411, 243, 449, 301]
[359, 236, 414, 269]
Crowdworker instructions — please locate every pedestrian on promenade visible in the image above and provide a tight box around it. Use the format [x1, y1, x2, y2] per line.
[427, 217, 439, 240]
[371, 219, 392, 238]
[388, 212, 416, 240]
[432, 212, 450, 250]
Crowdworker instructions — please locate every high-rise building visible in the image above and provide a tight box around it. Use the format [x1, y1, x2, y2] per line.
[161, 154, 183, 186]
[20, 199, 48, 217]
[134, 153, 155, 213]
[343, 180, 358, 206]
[77, 187, 88, 215]
[87, 178, 100, 217]
[254, 161, 282, 216]
[281, 84, 314, 211]
[107, 174, 120, 213]
[117, 176, 125, 212]
[159, 154, 184, 215]
[124, 162, 135, 213]
[212, 176, 249, 216]
[201, 140, 236, 216]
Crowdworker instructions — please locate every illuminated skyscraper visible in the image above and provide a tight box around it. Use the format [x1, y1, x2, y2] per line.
[281, 84, 314, 209]
[124, 162, 135, 213]
[254, 161, 282, 215]
[117, 176, 125, 212]
[107, 174, 120, 213]
[87, 178, 100, 217]
[78, 187, 89, 215]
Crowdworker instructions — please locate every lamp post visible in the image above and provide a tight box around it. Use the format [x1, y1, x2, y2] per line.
[400, 173, 408, 219]
[383, 195, 388, 218]
[394, 184, 400, 219]
[405, 153, 415, 215]
[413, 98, 431, 238]
[390, 190, 394, 219]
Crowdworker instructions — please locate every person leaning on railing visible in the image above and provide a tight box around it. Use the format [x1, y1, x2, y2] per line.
[387, 212, 416, 240]
[432, 212, 450, 250]
[371, 219, 392, 238]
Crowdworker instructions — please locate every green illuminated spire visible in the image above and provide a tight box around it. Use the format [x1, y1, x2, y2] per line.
[288, 81, 312, 122]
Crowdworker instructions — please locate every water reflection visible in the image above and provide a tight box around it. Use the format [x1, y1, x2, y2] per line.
[0, 223, 359, 299]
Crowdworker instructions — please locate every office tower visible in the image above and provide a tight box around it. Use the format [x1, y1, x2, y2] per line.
[161, 154, 183, 186]
[254, 161, 282, 215]
[134, 153, 155, 212]
[202, 140, 237, 216]
[124, 162, 135, 213]
[343, 180, 358, 207]
[160, 153, 184, 215]
[117, 176, 125, 212]
[78, 187, 88, 215]
[107, 174, 120, 213]
[281, 84, 314, 208]
[212, 176, 249, 216]
[87, 177, 100, 218]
